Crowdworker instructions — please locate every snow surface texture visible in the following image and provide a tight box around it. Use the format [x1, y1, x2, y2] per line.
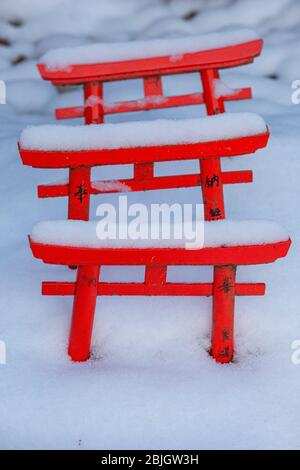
[31, 219, 289, 249]
[41, 29, 259, 69]
[1, 0, 300, 451]
[20, 113, 267, 151]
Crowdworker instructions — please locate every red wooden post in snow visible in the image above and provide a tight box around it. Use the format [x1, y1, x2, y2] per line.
[68, 166, 91, 221]
[200, 69, 225, 221]
[68, 81, 103, 222]
[145, 264, 167, 287]
[200, 70, 236, 361]
[211, 265, 236, 363]
[68, 265, 100, 361]
[134, 76, 162, 182]
[84, 81, 103, 124]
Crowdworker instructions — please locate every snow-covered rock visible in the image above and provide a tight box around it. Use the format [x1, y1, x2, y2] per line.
[6, 79, 57, 113]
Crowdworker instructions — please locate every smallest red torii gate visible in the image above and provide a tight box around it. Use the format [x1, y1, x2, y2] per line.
[37, 31, 263, 222]
[37, 30, 262, 124]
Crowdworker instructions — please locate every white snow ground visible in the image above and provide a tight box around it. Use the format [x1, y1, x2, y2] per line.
[0, 0, 300, 450]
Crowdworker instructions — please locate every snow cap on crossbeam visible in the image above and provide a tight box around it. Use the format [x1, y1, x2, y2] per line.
[40, 29, 260, 70]
[31, 219, 289, 249]
[20, 112, 267, 152]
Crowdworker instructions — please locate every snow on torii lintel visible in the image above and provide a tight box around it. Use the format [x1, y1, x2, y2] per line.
[31, 219, 289, 250]
[19, 112, 267, 152]
[40, 29, 260, 70]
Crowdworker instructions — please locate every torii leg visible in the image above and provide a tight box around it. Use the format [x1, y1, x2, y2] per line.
[68, 166, 91, 221]
[200, 69, 226, 220]
[211, 265, 236, 363]
[68, 265, 100, 361]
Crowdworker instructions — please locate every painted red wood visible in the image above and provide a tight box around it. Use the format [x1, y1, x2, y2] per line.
[19, 132, 269, 169]
[42, 281, 266, 297]
[68, 166, 90, 221]
[199, 156, 225, 220]
[29, 238, 291, 267]
[20, 131, 267, 221]
[200, 69, 225, 220]
[55, 88, 252, 120]
[67, 80, 103, 220]
[23, 36, 291, 365]
[134, 161, 154, 181]
[201, 69, 225, 115]
[30, 237, 289, 363]
[38, 182, 69, 198]
[37, 170, 253, 198]
[211, 265, 236, 363]
[33, 38, 263, 224]
[68, 264, 100, 361]
[145, 265, 167, 286]
[83, 81, 103, 124]
[143, 75, 163, 97]
[38, 40, 263, 85]
[138, 76, 163, 180]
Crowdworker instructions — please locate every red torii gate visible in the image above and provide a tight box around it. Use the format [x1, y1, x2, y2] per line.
[37, 36, 263, 222]
[29, 230, 291, 363]
[19, 120, 269, 223]
[18, 32, 292, 365]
